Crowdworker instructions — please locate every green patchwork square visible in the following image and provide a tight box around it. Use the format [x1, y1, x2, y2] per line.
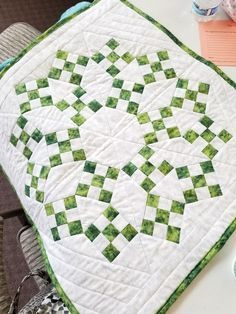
[122, 162, 137, 176]
[88, 100, 102, 112]
[171, 97, 184, 108]
[218, 129, 232, 143]
[49, 155, 62, 167]
[167, 226, 180, 243]
[192, 174, 207, 188]
[73, 100, 86, 112]
[120, 89, 131, 100]
[92, 52, 105, 63]
[64, 196, 77, 210]
[68, 220, 83, 236]
[15, 83, 26, 95]
[144, 73, 156, 84]
[194, 102, 206, 114]
[200, 115, 214, 128]
[63, 61, 75, 72]
[92, 175, 105, 188]
[51, 227, 60, 241]
[151, 62, 162, 73]
[202, 144, 218, 159]
[167, 126, 181, 138]
[17, 116, 28, 128]
[139, 146, 154, 159]
[27, 163, 34, 174]
[199, 82, 210, 94]
[71, 114, 86, 126]
[138, 112, 150, 124]
[144, 132, 157, 144]
[160, 107, 172, 118]
[55, 212, 67, 226]
[102, 224, 119, 241]
[140, 161, 155, 176]
[158, 160, 173, 175]
[141, 219, 154, 236]
[184, 129, 199, 143]
[73, 87, 86, 98]
[152, 119, 165, 131]
[201, 129, 216, 142]
[37, 78, 49, 88]
[107, 38, 119, 50]
[25, 185, 30, 197]
[137, 55, 149, 65]
[164, 68, 176, 79]
[176, 79, 188, 89]
[133, 83, 144, 94]
[157, 50, 169, 61]
[84, 161, 96, 173]
[56, 100, 69, 111]
[106, 167, 119, 180]
[121, 52, 134, 63]
[176, 166, 190, 179]
[121, 224, 137, 241]
[107, 51, 120, 63]
[106, 97, 118, 108]
[103, 206, 119, 221]
[41, 96, 53, 107]
[184, 189, 198, 203]
[19, 130, 30, 144]
[10, 134, 18, 146]
[76, 183, 89, 197]
[68, 128, 80, 139]
[23, 147, 33, 159]
[127, 102, 139, 115]
[45, 203, 54, 216]
[45, 132, 57, 145]
[102, 244, 120, 262]
[156, 208, 169, 225]
[208, 184, 222, 197]
[31, 129, 43, 143]
[58, 140, 71, 153]
[77, 55, 89, 66]
[48, 68, 62, 80]
[56, 50, 68, 60]
[40, 166, 50, 179]
[146, 194, 159, 208]
[85, 224, 100, 241]
[107, 65, 120, 77]
[112, 79, 124, 89]
[70, 73, 82, 85]
[36, 191, 44, 203]
[99, 190, 113, 203]
[171, 201, 185, 215]
[73, 149, 86, 161]
[31, 176, 39, 188]
[28, 90, 39, 100]
[200, 160, 214, 173]
[185, 89, 198, 101]
[141, 178, 155, 192]
[20, 102, 31, 113]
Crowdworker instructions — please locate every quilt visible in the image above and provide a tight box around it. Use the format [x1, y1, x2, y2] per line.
[1, 0, 236, 313]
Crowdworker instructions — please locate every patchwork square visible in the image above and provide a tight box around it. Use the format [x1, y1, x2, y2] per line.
[170, 79, 210, 113]
[106, 79, 144, 115]
[48, 50, 89, 85]
[183, 115, 233, 159]
[76, 162, 120, 203]
[122, 146, 174, 192]
[15, 78, 53, 114]
[92, 38, 134, 77]
[140, 194, 185, 244]
[56, 86, 102, 126]
[137, 107, 181, 144]
[136, 51, 176, 84]
[176, 161, 222, 203]
[10, 116, 43, 159]
[85, 205, 138, 262]
[45, 128, 86, 167]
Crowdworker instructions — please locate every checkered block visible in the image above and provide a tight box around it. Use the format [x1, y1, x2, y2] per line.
[85, 205, 138, 262]
[15, 78, 53, 114]
[106, 79, 144, 115]
[136, 51, 176, 84]
[56, 86, 102, 126]
[140, 194, 185, 244]
[45, 128, 86, 167]
[25, 162, 50, 203]
[76, 161, 120, 203]
[170, 79, 210, 113]
[10, 116, 43, 159]
[183, 115, 233, 159]
[137, 107, 181, 144]
[92, 38, 134, 77]
[175, 161, 222, 203]
[48, 50, 89, 85]
[122, 146, 174, 193]
[45, 196, 83, 241]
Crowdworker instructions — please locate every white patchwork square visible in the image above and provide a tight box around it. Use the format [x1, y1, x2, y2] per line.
[60, 71, 72, 81]
[60, 152, 73, 164]
[112, 234, 128, 251]
[94, 215, 109, 231]
[153, 222, 168, 239]
[95, 164, 108, 176]
[53, 58, 65, 69]
[103, 178, 116, 191]
[180, 177, 193, 190]
[169, 212, 183, 228]
[188, 164, 202, 176]
[25, 80, 38, 90]
[158, 197, 172, 211]
[195, 187, 211, 201]
[18, 93, 29, 103]
[53, 200, 65, 213]
[93, 233, 110, 251]
[57, 224, 70, 238]
[87, 186, 101, 200]
[144, 206, 156, 221]
[112, 214, 127, 231]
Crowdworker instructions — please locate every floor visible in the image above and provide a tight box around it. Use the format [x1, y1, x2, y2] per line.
[0, 0, 91, 310]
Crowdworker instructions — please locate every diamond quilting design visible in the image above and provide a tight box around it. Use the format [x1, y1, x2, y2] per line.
[85, 205, 138, 262]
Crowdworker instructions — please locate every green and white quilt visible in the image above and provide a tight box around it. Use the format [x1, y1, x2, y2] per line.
[1, 0, 236, 313]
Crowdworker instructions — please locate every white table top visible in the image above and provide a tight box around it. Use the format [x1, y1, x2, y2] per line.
[129, 1, 236, 313]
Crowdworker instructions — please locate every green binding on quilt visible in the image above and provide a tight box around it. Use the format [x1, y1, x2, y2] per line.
[1, 1, 236, 314]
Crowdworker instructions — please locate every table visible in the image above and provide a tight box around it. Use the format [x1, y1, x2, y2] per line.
[129, 1, 236, 313]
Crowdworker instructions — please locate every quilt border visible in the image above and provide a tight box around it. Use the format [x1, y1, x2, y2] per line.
[0, 0, 235, 313]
